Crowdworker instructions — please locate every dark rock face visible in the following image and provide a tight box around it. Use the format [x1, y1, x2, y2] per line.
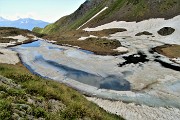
[158, 27, 175, 36]
[118, 52, 149, 67]
[135, 31, 153, 36]
[154, 59, 180, 71]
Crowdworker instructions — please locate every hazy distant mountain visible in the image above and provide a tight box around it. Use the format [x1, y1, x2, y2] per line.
[0, 17, 8, 22]
[0, 17, 49, 30]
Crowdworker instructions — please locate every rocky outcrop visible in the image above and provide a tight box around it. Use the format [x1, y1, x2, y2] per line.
[0, 76, 66, 119]
[135, 31, 153, 36]
[158, 27, 175, 36]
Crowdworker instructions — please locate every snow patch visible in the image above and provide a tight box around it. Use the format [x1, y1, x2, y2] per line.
[77, 7, 108, 30]
[78, 35, 98, 40]
[4, 35, 28, 42]
[86, 97, 180, 120]
[171, 58, 180, 64]
[113, 47, 128, 53]
[84, 15, 180, 44]
[0, 48, 19, 64]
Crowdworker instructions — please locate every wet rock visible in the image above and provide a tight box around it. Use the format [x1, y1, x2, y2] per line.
[157, 27, 175, 36]
[135, 31, 153, 36]
[118, 52, 149, 67]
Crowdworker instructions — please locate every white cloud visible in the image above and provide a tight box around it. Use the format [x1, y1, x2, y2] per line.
[1, 12, 55, 22]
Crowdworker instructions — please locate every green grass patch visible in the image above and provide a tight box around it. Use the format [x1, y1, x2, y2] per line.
[68, 2, 106, 30]
[0, 63, 123, 120]
[0, 100, 12, 120]
[160, 0, 177, 12]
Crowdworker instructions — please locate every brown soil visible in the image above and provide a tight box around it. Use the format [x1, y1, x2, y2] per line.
[0, 27, 44, 47]
[43, 29, 126, 56]
[56, 38, 122, 56]
[153, 44, 180, 58]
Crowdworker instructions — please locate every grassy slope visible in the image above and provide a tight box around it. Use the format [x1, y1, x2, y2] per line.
[33, 0, 180, 35]
[32, 0, 107, 34]
[0, 63, 123, 120]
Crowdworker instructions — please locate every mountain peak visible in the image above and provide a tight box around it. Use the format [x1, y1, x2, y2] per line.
[0, 17, 8, 21]
[0, 17, 49, 30]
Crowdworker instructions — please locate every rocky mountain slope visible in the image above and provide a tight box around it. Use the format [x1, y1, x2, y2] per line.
[0, 18, 49, 30]
[33, 0, 180, 34]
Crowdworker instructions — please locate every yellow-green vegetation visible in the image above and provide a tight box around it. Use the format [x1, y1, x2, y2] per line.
[0, 27, 45, 45]
[68, 3, 106, 30]
[0, 27, 43, 38]
[33, 1, 107, 34]
[33, 23, 59, 34]
[95, 0, 127, 20]
[154, 44, 180, 58]
[160, 0, 178, 12]
[131, 0, 148, 17]
[0, 63, 123, 120]
[33, 0, 180, 35]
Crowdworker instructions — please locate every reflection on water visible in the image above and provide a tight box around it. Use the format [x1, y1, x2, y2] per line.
[33, 55, 131, 91]
[13, 40, 180, 108]
[79, 49, 94, 54]
[21, 40, 41, 47]
[48, 46, 66, 51]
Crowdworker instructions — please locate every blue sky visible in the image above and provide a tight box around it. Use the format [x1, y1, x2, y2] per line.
[0, 0, 86, 22]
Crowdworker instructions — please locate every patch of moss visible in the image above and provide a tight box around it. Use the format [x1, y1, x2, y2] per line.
[68, 2, 106, 30]
[160, 0, 177, 12]
[131, 0, 149, 17]
[0, 100, 12, 120]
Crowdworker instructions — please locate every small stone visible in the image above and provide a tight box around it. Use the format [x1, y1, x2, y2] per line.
[12, 113, 20, 120]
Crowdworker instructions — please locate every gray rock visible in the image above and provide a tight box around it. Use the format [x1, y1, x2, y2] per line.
[13, 109, 26, 117]
[48, 99, 66, 112]
[158, 27, 175, 36]
[12, 113, 20, 120]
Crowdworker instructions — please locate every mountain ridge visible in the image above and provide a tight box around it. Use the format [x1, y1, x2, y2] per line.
[33, 0, 180, 34]
[0, 17, 49, 30]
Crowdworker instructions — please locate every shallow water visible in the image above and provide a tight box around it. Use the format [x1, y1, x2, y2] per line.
[21, 40, 40, 47]
[15, 40, 131, 91]
[12, 40, 180, 109]
[30, 53, 131, 91]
